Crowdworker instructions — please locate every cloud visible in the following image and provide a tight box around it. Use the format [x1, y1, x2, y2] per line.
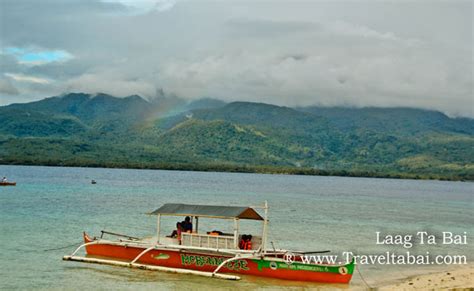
[153, 0, 178, 12]
[225, 18, 319, 38]
[65, 73, 156, 97]
[0, 78, 20, 95]
[0, 0, 472, 117]
[4, 73, 51, 84]
[103, 0, 177, 13]
[154, 44, 471, 116]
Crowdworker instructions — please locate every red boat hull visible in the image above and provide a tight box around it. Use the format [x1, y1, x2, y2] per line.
[83, 233, 353, 283]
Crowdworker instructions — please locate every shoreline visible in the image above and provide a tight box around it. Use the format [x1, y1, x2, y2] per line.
[1, 162, 471, 182]
[374, 264, 474, 290]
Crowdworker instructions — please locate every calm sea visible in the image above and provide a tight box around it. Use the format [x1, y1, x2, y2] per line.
[0, 165, 472, 290]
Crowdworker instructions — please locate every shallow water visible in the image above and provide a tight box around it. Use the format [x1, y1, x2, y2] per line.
[0, 165, 472, 290]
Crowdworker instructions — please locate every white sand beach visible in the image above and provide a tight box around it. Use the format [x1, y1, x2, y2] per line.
[375, 265, 473, 290]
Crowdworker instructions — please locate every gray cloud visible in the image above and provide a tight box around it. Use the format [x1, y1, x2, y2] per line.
[0, 78, 19, 95]
[0, 0, 472, 116]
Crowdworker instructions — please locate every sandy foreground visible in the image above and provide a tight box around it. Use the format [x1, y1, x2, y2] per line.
[375, 265, 474, 290]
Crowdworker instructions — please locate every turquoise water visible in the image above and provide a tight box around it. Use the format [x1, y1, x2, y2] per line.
[0, 165, 472, 290]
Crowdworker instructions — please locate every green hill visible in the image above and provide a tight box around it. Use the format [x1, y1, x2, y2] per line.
[6, 93, 150, 123]
[0, 93, 473, 180]
[0, 108, 88, 137]
[299, 106, 473, 135]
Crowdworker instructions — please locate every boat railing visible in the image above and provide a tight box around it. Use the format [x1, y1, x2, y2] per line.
[182, 232, 236, 249]
[181, 233, 262, 250]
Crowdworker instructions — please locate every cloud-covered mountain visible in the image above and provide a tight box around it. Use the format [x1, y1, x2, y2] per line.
[0, 1, 472, 117]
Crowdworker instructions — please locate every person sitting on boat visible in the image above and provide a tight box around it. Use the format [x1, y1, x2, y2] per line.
[2, 177, 7, 182]
[181, 216, 193, 232]
[168, 222, 183, 238]
[239, 234, 253, 250]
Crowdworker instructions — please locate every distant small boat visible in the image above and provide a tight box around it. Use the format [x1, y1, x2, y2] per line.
[91, 180, 97, 184]
[0, 182, 16, 186]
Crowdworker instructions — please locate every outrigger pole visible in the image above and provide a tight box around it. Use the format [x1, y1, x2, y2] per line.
[63, 255, 240, 280]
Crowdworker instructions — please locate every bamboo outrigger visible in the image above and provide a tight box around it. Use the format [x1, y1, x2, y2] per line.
[63, 202, 354, 283]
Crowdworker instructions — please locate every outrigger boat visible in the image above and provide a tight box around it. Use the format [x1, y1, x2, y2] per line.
[63, 202, 354, 283]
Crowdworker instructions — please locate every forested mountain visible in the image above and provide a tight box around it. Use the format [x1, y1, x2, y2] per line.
[1, 93, 472, 180]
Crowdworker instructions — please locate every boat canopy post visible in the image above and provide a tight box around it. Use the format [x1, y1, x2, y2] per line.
[156, 214, 161, 244]
[233, 218, 240, 249]
[195, 217, 199, 233]
[261, 201, 268, 253]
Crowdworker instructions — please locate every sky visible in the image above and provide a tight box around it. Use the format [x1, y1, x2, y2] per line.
[0, 0, 472, 117]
